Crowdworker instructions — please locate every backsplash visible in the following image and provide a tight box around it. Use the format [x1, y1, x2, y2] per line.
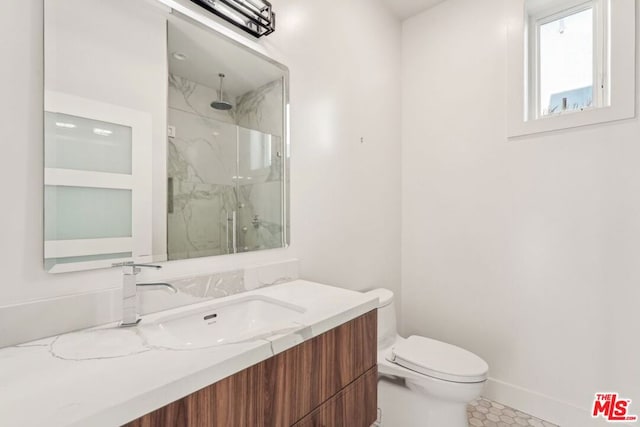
[173, 269, 246, 298]
[139, 269, 245, 315]
[0, 259, 299, 349]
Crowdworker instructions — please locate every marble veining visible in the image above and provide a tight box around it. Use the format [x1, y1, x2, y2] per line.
[0, 261, 298, 350]
[50, 328, 150, 361]
[236, 181, 283, 251]
[167, 73, 286, 259]
[0, 281, 378, 427]
[234, 78, 287, 252]
[235, 78, 284, 137]
[168, 107, 237, 185]
[138, 269, 254, 315]
[167, 86, 238, 259]
[167, 179, 236, 259]
[45, 316, 308, 361]
[170, 270, 246, 299]
[169, 74, 236, 124]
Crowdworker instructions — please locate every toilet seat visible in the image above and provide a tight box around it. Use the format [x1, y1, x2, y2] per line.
[386, 335, 488, 383]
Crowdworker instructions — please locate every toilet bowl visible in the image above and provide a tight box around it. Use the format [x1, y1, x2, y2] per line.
[366, 289, 488, 427]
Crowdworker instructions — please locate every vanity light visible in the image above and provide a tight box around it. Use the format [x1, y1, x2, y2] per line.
[212, 2, 246, 25]
[190, 0, 276, 38]
[93, 128, 113, 136]
[55, 122, 76, 129]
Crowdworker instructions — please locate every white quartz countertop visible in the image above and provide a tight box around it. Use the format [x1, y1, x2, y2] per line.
[0, 280, 378, 427]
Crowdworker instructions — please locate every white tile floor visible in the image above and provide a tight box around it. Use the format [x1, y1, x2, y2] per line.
[467, 398, 559, 427]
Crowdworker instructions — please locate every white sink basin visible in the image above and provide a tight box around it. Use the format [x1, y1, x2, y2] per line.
[140, 295, 306, 349]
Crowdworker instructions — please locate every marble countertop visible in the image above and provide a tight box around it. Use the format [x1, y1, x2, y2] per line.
[0, 280, 378, 427]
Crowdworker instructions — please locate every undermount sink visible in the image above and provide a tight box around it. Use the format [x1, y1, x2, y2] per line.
[139, 295, 306, 349]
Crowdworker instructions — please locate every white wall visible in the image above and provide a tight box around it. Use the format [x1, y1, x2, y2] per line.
[0, 0, 400, 343]
[401, 0, 640, 425]
[267, 0, 402, 295]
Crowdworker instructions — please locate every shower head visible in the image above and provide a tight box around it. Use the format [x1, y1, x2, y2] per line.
[211, 100, 233, 111]
[211, 73, 233, 111]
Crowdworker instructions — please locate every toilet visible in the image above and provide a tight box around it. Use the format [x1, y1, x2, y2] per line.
[366, 289, 489, 427]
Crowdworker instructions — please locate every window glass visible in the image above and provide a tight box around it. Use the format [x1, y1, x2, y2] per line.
[539, 7, 594, 116]
[44, 186, 132, 241]
[45, 112, 133, 174]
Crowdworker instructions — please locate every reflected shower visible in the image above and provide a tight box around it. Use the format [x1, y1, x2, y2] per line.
[211, 73, 233, 111]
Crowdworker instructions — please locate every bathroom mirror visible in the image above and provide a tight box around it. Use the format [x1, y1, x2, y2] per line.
[44, 0, 289, 273]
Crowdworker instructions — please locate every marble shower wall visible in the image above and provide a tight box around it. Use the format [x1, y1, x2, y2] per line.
[235, 79, 286, 252]
[235, 79, 284, 137]
[167, 74, 285, 259]
[167, 75, 237, 260]
[236, 135, 284, 252]
[168, 74, 236, 125]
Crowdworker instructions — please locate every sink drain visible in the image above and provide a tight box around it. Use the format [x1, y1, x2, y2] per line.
[203, 313, 218, 321]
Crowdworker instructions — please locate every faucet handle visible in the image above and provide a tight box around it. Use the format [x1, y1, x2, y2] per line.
[112, 262, 162, 275]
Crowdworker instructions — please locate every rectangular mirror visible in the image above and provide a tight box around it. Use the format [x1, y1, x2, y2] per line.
[44, 0, 289, 273]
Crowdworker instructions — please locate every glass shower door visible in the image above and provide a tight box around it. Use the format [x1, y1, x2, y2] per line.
[166, 117, 285, 259]
[236, 127, 284, 253]
[167, 113, 238, 260]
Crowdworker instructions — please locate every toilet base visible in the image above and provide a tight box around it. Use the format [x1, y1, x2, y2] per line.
[377, 376, 474, 427]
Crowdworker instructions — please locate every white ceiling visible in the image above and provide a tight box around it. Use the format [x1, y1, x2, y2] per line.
[379, 0, 448, 20]
[167, 15, 284, 96]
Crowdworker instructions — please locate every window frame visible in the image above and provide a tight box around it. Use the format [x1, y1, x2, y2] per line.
[528, 0, 607, 119]
[506, 0, 634, 138]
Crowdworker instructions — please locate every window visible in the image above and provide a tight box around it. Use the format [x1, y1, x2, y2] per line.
[506, 0, 634, 137]
[529, 0, 607, 119]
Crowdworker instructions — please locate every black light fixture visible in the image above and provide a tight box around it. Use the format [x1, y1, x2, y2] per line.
[190, 0, 276, 38]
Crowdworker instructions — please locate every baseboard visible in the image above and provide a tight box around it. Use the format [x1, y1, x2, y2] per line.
[483, 378, 610, 427]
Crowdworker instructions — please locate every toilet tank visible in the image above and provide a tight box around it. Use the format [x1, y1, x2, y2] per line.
[364, 288, 397, 350]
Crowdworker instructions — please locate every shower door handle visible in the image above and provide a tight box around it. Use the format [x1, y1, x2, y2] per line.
[225, 210, 231, 254]
[167, 177, 174, 214]
[226, 210, 237, 254]
[231, 210, 237, 253]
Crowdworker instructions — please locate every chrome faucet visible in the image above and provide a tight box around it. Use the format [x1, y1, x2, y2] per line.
[113, 262, 177, 327]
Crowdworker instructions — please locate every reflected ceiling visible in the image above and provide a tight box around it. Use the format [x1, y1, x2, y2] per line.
[167, 16, 283, 96]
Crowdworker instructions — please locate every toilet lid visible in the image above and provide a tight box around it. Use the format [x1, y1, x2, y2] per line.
[386, 335, 488, 383]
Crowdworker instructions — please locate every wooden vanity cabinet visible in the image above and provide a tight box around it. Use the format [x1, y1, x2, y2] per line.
[125, 310, 377, 427]
[292, 367, 377, 427]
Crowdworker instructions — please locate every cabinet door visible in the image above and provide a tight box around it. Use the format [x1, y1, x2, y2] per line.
[263, 310, 377, 426]
[293, 367, 378, 427]
[125, 362, 264, 427]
